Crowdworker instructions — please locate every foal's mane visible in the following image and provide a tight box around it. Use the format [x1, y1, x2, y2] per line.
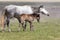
[20, 13, 40, 18]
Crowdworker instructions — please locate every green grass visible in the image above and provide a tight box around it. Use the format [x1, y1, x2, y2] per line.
[0, 19, 60, 40]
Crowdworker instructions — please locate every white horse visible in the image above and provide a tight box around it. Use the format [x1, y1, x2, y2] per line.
[4, 5, 33, 15]
[4, 5, 49, 15]
[1, 5, 49, 32]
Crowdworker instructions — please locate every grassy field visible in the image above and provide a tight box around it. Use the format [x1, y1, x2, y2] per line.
[0, 19, 60, 40]
[0, 2, 60, 40]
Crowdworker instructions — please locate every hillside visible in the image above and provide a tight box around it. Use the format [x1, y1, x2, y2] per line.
[0, 0, 60, 2]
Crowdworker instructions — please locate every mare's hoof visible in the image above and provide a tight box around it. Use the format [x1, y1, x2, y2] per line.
[8, 29, 11, 32]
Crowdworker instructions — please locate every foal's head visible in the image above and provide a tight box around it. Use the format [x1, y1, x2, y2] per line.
[33, 13, 40, 23]
[36, 14, 40, 23]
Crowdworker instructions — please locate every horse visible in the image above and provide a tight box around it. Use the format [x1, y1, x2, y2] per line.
[1, 5, 49, 32]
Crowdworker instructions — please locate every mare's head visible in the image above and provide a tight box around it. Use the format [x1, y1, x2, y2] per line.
[38, 5, 49, 16]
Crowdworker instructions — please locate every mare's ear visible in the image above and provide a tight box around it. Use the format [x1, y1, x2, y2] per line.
[39, 5, 44, 8]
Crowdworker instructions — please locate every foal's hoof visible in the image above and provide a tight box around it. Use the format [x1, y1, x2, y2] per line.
[2, 30, 5, 32]
[1, 29, 6, 32]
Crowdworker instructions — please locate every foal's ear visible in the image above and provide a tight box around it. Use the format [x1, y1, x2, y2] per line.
[39, 5, 44, 8]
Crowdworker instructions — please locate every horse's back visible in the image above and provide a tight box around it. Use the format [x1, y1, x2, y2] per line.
[15, 5, 33, 14]
[4, 5, 16, 11]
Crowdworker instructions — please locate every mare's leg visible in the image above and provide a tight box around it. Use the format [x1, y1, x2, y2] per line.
[7, 18, 11, 32]
[29, 21, 34, 31]
[17, 19, 21, 31]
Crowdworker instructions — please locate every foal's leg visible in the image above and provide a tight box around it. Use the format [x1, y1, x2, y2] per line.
[22, 22, 26, 31]
[29, 21, 34, 31]
[24, 21, 27, 30]
[7, 18, 11, 32]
